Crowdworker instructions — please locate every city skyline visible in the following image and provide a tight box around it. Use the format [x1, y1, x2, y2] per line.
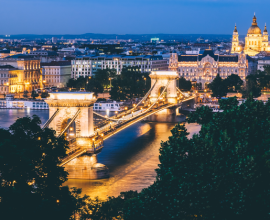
[0, 0, 269, 35]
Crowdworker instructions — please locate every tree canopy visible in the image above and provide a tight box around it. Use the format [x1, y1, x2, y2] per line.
[208, 74, 228, 98]
[0, 116, 76, 220]
[224, 74, 243, 91]
[241, 74, 261, 98]
[101, 97, 270, 220]
[178, 77, 192, 91]
[109, 67, 150, 101]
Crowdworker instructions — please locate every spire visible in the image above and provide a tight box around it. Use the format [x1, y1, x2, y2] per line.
[252, 13, 257, 25]
[234, 24, 238, 33]
[264, 23, 268, 33]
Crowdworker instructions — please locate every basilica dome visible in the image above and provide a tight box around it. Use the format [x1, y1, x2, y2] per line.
[247, 15, 262, 34]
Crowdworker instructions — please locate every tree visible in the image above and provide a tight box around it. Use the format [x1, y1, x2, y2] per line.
[110, 67, 150, 101]
[23, 90, 28, 98]
[41, 91, 50, 98]
[31, 90, 39, 99]
[121, 97, 270, 219]
[241, 74, 261, 98]
[86, 79, 104, 96]
[94, 69, 116, 89]
[67, 76, 87, 90]
[178, 77, 192, 91]
[208, 74, 228, 98]
[0, 116, 76, 220]
[224, 74, 243, 91]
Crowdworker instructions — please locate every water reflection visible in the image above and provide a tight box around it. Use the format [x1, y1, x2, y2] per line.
[64, 122, 201, 200]
[0, 109, 49, 129]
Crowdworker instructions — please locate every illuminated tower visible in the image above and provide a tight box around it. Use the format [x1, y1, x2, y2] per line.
[262, 24, 269, 52]
[231, 24, 241, 54]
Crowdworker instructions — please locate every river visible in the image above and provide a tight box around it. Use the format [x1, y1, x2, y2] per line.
[0, 109, 201, 200]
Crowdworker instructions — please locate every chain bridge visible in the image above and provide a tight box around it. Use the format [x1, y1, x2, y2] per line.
[43, 71, 195, 179]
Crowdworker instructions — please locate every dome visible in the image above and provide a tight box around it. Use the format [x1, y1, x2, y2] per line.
[248, 26, 262, 34]
[247, 14, 262, 35]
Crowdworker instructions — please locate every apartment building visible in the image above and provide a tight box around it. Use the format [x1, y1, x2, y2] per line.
[71, 54, 168, 78]
[41, 61, 71, 88]
[0, 65, 15, 94]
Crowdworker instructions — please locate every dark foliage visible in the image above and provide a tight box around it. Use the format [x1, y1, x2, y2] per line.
[208, 74, 228, 98]
[224, 74, 243, 91]
[0, 116, 76, 220]
[115, 97, 270, 220]
[109, 67, 150, 101]
[178, 77, 192, 91]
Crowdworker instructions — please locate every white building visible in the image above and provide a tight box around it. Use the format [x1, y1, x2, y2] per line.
[71, 55, 168, 78]
[41, 61, 71, 88]
[93, 101, 123, 112]
[258, 57, 270, 71]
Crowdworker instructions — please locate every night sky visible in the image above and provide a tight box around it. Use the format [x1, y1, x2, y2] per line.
[0, 0, 269, 35]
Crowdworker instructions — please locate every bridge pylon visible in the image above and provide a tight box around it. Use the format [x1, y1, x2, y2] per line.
[44, 92, 109, 180]
[149, 71, 179, 104]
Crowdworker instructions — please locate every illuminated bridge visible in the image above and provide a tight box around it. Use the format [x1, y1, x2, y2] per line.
[43, 71, 195, 179]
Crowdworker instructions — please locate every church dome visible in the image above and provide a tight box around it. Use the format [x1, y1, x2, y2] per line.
[247, 14, 262, 34]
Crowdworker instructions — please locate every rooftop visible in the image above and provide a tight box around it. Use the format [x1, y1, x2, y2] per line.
[3, 54, 38, 60]
[0, 65, 16, 69]
[41, 61, 71, 67]
[75, 54, 164, 61]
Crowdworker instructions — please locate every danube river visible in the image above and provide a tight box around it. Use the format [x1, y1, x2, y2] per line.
[0, 109, 201, 200]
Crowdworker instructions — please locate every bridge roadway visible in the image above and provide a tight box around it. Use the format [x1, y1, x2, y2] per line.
[59, 96, 194, 166]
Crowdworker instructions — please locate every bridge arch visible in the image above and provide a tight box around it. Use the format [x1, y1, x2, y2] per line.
[149, 71, 179, 104]
[60, 118, 77, 139]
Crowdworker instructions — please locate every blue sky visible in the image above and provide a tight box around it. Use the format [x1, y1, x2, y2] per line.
[0, 0, 269, 35]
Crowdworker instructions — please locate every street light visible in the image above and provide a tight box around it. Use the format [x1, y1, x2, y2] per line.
[109, 77, 112, 91]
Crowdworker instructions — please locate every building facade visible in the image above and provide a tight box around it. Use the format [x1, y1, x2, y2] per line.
[0, 54, 42, 93]
[258, 57, 270, 71]
[71, 55, 168, 78]
[0, 65, 14, 94]
[231, 14, 270, 56]
[169, 50, 248, 88]
[41, 61, 71, 88]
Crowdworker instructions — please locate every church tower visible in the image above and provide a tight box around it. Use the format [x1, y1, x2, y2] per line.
[262, 24, 269, 52]
[231, 24, 241, 54]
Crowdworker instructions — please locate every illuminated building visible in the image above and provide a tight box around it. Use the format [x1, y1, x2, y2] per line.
[231, 25, 242, 54]
[0, 54, 42, 93]
[169, 49, 248, 88]
[41, 61, 71, 88]
[72, 55, 168, 78]
[0, 65, 15, 94]
[231, 14, 270, 56]
[0, 49, 21, 58]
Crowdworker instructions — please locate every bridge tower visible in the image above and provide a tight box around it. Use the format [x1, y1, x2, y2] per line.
[149, 71, 179, 104]
[44, 92, 109, 180]
[45, 92, 95, 137]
